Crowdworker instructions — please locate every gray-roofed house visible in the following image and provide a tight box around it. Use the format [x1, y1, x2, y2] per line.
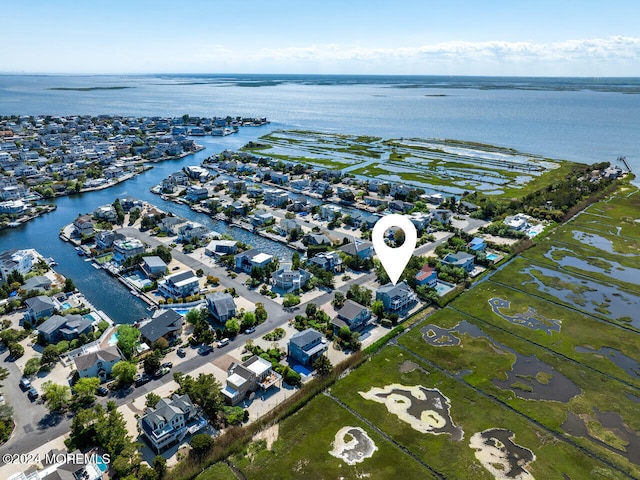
[271, 263, 312, 292]
[25, 295, 56, 321]
[73, 345, 123, 382]
[331, 299, 372, 333]
[375, 281, 418, 314]
[441, 251, 476, 272]
[206, 292, 237, 323]
[139, 309, 183, 345]
[338, 239, 374, 259]
[37, 314, 93, 344]
[288, 328, 328, 366]
[22, 275, 52, 293]
[141, 255, 168, 279]
[222, 355, 282, 405]
[157, 270, 200, 298]
[140, 394, 198, 453]
[308, 251, 342, 272]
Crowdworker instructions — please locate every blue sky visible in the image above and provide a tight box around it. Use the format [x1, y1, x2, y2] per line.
[2, 0, 639, 75]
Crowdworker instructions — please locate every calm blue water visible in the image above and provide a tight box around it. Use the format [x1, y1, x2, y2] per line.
[0, 74, 638, 323]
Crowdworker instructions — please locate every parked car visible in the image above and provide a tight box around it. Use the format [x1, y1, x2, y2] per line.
[217, 338, 230, 348]
[245, 327, 256, 334]
[177, 348, 186, 357]
[198, 345, 213, 355]
[154, 367, 170, 378]
[20, 377, 31, 391]
[134, 373, 151, 387]
[27, 387, 39, 401]
[96, 386, 109, 396]
[161, 362, 173, 369]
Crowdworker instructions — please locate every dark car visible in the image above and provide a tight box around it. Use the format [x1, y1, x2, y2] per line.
[96, 386, 109, 396]
[153, 367, 170, 379]
[134, 374, 151, 387]
[27, 387, 39, 401]
[177, 348, 186, 357]
[161, 362, 173, 370]
[198, 345, 213, 355]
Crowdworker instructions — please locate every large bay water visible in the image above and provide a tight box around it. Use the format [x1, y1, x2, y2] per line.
[0, 74, 638, 323]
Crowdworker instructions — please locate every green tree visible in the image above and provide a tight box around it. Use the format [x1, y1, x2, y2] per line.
[143, 353, 161, 375]
[23, 357, 41, 376]
[254, 302, 268, 323]
[73, 377, 100, 404]
[283, 294, 301, 307]
[332, 291, 345, 309]
[371, 299, 385, 319]
[64, 277, 76, 293]
[153, 455, 167, 479]
[41, 344, 59, 365]
[312, 354, 333, 376]
[117, 324, 141, 359]
[173, 372, 224, 419]
[111, 361, 137, 384]
[241, 311, 256, 330]
[42, 381, 72, 412]
[305, 302, 317, 318]
[225, 318, 240, 336]
[189, 433, 214, 459]
[95, 401, 134, 458]
[8, 343, 24, 359]
[291, 251, 301, 270]
[145, 392, 161, 409]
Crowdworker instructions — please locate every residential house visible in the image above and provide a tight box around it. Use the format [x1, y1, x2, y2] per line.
[229, 180, 247, 194]
[157, 270, 200, 298]
[251, 210, 274, 227]
[204, 240, 238, 256]
[73, 345, 123, 382]
[271, 263, 312, 292]
[246, 185, 263, 198]
[279, 218, 300, 235]
[364, 196, 388, 208]
[185, 186, 209, 202]
[389, 200, 415, 213]
[338, 239, 374, 259]
[288, 328, 328, 367]
[422, 193, 444, 205]
[21, 275, 52, 293]
[320, 204, 342, 220]
[37, 314, 93, 344]
[138, 309, 183, 345]
[290, 178, 310, 191]
[112, 237, 145, 263]
[206, 291, 237, 323]
[304, 233, 331, 246]
[95, 231, 125, 250]
[409, 212, 432, 231]
[177, 222, 212, 242]
[441, 252, 476, 272]
[415, 265, 438, 287]
[376, 281, 418, 313]
[73, 214, 95, 237]
[468, 237, 486, 253]
[331, 299, 372, 333]
[140, 394, 197, 453]
[432, 209, 452, 225]
[263, 188, 289, 207]
[460, 200, 479, 212]
[24, 295, 56, 321]
[0, 248, 36, 283]
[234, 249, 273, 273]
[504, 213, 530, 231]
[141, 256, 168, 279]
[222, 355, 281, 405]
[308, 251, 342, 272]
[160, 216, 187, 235]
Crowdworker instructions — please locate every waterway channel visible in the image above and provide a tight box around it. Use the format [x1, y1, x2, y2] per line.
[0, 128, 289, 324]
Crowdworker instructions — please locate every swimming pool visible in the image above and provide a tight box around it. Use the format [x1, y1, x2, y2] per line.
[108, 332, 119, 346]
[292, 364, 312, 376]
[95, 455, 108, 472]
[486, 253, 499, 261]
[435, 281, 455, 297]
[61, 302, 71, 310]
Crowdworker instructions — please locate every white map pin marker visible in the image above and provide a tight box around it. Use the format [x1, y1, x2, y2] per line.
[372, 214, 417, 285]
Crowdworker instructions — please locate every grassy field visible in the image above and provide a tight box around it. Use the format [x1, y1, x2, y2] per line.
[329, 345, 631, 479]
[194, 463, 237, 480]
[232, 394, 436, 480]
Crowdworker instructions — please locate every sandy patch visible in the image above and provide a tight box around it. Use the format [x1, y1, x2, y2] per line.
[470, 429, 536, 480]
[359, 384, 463, 439]
[399, 361, 420, 373]
[329, 426, 378, 465]
[253, 423, 279, 450]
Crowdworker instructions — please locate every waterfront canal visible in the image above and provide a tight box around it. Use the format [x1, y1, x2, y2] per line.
[0, 127, 295, 324]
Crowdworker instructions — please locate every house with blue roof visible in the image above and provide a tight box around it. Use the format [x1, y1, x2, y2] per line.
[468, 237, 486, 252]
[441, 252, 476, 272]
